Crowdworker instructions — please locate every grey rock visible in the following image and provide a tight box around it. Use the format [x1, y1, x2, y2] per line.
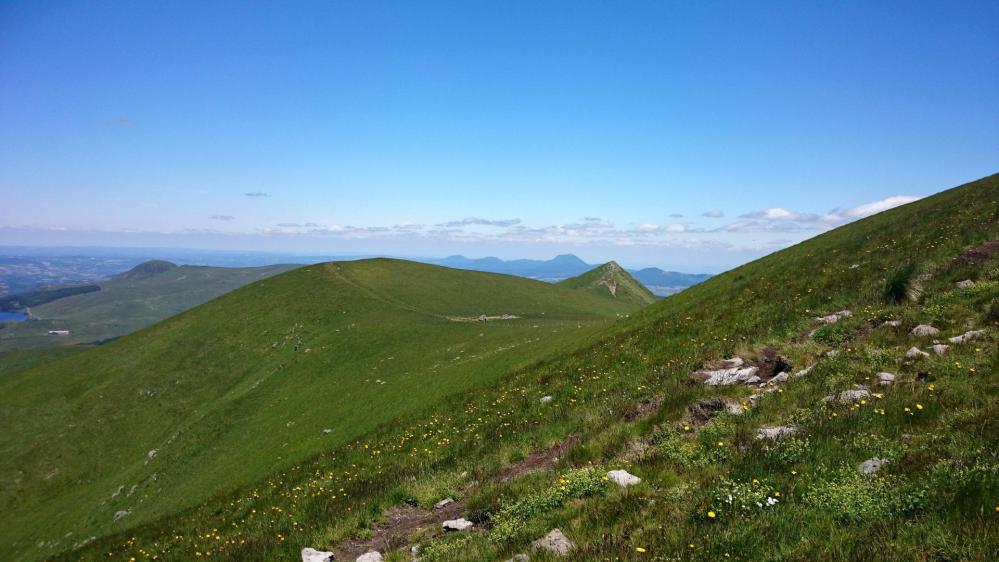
[434, 497, 455, 510]
[906, 346, 930, 359]
[824, 389, 870, 403]
[540, 395, 553, 404]
[442, 518, 474, 532]
[816, 310, 852, 324]
[113, 510, 128, 521]
[756, 425, 797, 440]
[877, 372, 895, 385]
[356, 552, 383, 562]
[858, 458, 888, 476]
[769, 371, 790, 385]
[302, 547, 335, 562]
[881, 320, 901, 328]
[147, 449, 158, 460]
[948, 330, 984, 344]
[532, 529, 574, 556]
[931, 344, 949, 355]
[911, 324, 940, 337]
[505, 555, 530, 562]
[793, 365, 814, 378]
[956, 279, 974, 289]
[699, 366, 760, 386]
[606, 469, 641, 487]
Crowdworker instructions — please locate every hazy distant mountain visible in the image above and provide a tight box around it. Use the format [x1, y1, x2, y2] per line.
[431, 253, 710, 295]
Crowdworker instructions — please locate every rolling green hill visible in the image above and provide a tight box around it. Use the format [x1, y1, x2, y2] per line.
[0, 260, 642, 561]
[6, 174, 999, 562]
[0, 261, 300, 351]
[558, 261, 658, 307]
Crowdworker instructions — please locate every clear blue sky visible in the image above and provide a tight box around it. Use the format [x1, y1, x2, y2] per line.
[1, 0, 996, 271]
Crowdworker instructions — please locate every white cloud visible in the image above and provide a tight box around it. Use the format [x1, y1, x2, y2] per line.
[840, 195, 922, 219]
[740, 208, 820, 222]
[702, 209, 724, 218]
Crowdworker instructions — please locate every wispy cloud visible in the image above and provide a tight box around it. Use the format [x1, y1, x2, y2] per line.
[245, 191, 270, 197]
[436, 217, 521, 228]
[669, 213, 684, 218]
[210, 215, 235, 221]
[114, 117, 135, 127]
[702, 209, 724, 218]
[830, 195, 923, 221]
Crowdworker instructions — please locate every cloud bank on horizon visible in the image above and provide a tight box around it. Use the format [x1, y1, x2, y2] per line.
[0, 193, 924, 271]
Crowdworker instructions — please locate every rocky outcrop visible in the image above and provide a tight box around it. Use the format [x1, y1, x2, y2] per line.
[356, 552, 383, 562]
[906, 346, 930, 359]
[877, 372, 895, 385]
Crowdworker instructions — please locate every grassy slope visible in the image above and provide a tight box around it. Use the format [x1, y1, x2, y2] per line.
[558, 261, 658, 307]
[0, 259, 640, 561]
[40, 173, 998, 562]
[0, 263, 299, 351]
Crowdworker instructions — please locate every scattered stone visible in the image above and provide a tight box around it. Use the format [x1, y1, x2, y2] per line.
[931, 344, 949, 355]
[948, 330, 984, 344]
[881, 320, 901, 328]
[505, 555, 530, 562]
[825, 350, 840, 357]
[113, 510, 128, 521]
[532, 529, 574, 556]
[323, 428, 332, 434]
[302, 547, 335, 562]
[849, 264, 860, 269]
[147, 449, 158, 460]
[756, 425, 797, 440]
[434, 497, 455, 510]
[540, 395, 553, 404]
[906, 346, 930, 359]
[911, 324, 940, 337]
[816, 310, 852, 324]
[442, 518, 474, 532]
[793, 365, 814, 378]
[956, 279, 974, 289]
[858, 458, 888, 476]
[823, 388, 871, 403]
[877, 372, 896, 385]
[356, 552, 383, 562]
[606, 469, 641, 487]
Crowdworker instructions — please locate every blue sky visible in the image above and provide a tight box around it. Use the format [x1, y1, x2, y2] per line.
[1, 0, 996, 271]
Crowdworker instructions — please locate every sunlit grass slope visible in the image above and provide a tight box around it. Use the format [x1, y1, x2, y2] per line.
[0, 259, 641, 561]
[13, 173, 999, 562]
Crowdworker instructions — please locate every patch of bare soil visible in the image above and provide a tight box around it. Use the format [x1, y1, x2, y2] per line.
[622, 396, 663, 421]
[334, 500, 465, 560]
[497, 434, 580, 482]
[333, 434, 581, 558]
[956, 239, 999, 266]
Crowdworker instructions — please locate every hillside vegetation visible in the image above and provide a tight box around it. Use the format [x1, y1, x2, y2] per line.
[0, 262, 299, 351]
[0, 260, 641, 561]
[557, 261, 658, 307]
[7, 174, 999, 562]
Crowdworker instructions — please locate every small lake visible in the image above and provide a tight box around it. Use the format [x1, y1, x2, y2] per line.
[0, 311, 28, 323]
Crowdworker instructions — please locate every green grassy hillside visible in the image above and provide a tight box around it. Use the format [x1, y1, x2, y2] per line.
[9, 174, 999, 562]
[558, 261, 658, 307]
[0, 260, 640, 562]
[0, 262, 299, 351]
